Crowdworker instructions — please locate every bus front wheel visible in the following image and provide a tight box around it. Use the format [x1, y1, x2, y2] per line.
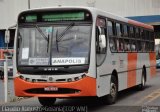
[38, 97, 56, 106]
[101, 75, 118, 105]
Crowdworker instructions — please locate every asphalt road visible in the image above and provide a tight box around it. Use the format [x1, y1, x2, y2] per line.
[1, 69, 160, 112]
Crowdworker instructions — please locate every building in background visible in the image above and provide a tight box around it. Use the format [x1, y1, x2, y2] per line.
[0, 0, 160, 58]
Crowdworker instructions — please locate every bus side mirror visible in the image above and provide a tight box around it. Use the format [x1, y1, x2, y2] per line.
[5, 30, 10, 44]
[99, 34, 106, 48]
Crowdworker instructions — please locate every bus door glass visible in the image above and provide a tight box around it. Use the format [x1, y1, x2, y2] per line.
[96, 17, 107, 66]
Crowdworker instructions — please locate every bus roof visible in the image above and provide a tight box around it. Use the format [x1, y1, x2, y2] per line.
[19, 6, 154, 30]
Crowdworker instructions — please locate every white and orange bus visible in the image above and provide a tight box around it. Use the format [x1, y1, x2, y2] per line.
[13, 7, 156, 106]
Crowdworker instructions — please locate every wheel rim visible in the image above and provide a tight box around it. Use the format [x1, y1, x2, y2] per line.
[110, 83, 117, 98]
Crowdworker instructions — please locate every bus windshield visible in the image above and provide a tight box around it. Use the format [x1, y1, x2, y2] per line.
[17, 23, 91, 66]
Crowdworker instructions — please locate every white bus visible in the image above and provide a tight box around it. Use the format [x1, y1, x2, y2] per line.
[13, 7, 156, 106]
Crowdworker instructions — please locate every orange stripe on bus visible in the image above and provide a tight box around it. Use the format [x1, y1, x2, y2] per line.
[149, 53, 156, 77]
[128, 20, 154, 30]
[127, 53, 137, 88]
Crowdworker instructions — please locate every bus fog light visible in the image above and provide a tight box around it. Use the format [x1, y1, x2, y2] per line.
[67, 78, 72, 82]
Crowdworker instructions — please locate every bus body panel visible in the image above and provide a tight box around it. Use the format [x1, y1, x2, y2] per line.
[96, 52, 156, 97]
[14, 76, 96, 97]
[88, 12, 97, 79]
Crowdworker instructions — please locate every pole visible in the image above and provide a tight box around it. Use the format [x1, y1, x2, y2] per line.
[4, 60, 8, 103]
[28, 0, 30, 9]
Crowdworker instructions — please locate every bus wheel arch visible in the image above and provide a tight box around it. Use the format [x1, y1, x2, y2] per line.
[101, 69, 119, 105]
[111, 70, 119, 91]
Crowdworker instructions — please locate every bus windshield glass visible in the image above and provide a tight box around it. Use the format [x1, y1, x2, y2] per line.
[17, 24, 91, 66]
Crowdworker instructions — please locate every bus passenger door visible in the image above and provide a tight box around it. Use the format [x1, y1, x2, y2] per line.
[96, 17, 111, 97]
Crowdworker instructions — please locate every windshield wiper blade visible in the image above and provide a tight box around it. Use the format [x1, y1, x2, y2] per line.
[35, 25, 48, 42]
[57, 22, 75, 42]
[56, 29, 59, 52]
[35, 25, 50, 53]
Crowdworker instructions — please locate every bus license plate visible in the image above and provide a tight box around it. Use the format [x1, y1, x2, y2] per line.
[44, 86, 58, 91]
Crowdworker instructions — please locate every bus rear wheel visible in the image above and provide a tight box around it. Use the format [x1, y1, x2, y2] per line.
[38, 97, 56, 106]
[0, 71, 4, 80]
[138, 68, 146, 90]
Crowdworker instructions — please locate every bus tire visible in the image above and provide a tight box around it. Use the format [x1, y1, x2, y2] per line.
[101, 75, 118, 105]
[38, 97, 56, 106]
[138, 68, 146, 90]
[0, 72, 4, 80]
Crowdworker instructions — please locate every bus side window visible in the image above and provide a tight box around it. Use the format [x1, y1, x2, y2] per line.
[131, 40, 136, 51]
[137, 40, 142, 51]
[116, 23, 122, 37]
[146, 31, 150, 40]
[123, 25, 128, 37]
[108, 20, 117, 52]
[129, 26, 135, 38]
[135, 28, 140, 38]
[150, 32, 155, 51]
[119, 39, 124, 52]
[124, 39, 130, 51]
[141, 29, 145, 40]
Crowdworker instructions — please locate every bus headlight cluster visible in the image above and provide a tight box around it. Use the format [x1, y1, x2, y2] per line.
[19, 75, 24, 79]
[67, 78, 72, 82]
[25, 78, 30, 82]
[74, 77, 79, 81]
[32, 79, 36, 83]
[82, 74, 86, 78]
[67, 74, 87, 82]
[19, 73, 87, 83]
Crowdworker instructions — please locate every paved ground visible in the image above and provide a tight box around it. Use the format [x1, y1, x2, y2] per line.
[1, 69, 160, 112]
[0, 79, 14, 104]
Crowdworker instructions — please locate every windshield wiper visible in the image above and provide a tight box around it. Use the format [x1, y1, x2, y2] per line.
[56, 29, 59, 52]
[35, 25, 48, 42]
[57, 22, 75, 42]
[35, 25, 51, 52]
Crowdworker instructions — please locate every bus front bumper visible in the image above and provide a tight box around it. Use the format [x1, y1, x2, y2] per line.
[14, 76, 96, 97]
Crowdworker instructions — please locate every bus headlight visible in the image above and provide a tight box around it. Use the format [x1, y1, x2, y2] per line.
[67, 78, 72, 82]
[32, 79, 36, 83]
[25, 78, 30, 82]
[74, 77, 79, 81]
[19, 75, 24, 79]
[82, 74, 86, 78]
